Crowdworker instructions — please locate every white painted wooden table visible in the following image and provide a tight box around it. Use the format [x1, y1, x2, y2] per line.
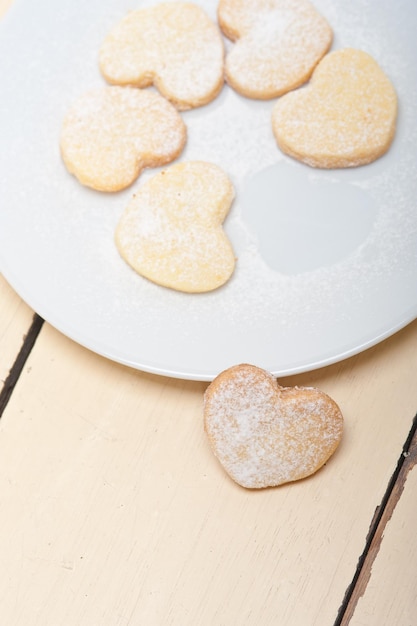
[2, 273, 417, 626]
[1, 1, 416, 624]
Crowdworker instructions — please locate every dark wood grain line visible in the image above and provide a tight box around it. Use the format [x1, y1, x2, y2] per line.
[0, 313, 44, 418]
[334, 413, 417, 625]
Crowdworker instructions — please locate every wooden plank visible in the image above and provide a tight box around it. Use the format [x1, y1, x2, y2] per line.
[0, 275, 35, 396]
[348, 426, 417, 625]
[0, 320, 417, 625]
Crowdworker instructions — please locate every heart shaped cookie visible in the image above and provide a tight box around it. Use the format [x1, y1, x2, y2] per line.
[99, 2, 225, 110]
[115, 161, 236, 293]
[204, 364, 343, 488]
[217, 0, 332, 99]
[60, 86, 186, 192]
[272, 48, 398, 168]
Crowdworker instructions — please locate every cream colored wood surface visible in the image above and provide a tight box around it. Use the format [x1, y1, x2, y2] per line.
[0, 316, 417, 625]
[0, 275, 34, 392]
[351, 462, 417, 626]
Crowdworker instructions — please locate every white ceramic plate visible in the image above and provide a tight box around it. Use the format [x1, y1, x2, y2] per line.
[1, 0, 416, 381]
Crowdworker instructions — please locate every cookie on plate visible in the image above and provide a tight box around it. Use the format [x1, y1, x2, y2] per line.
[99, 2, 225, 110]
[60, 86, 186, 192]
[204, 363, 343, 488]
[271, 48, 398, 168]
[217, 0, 332, 99]
[115, 161, 236, 293]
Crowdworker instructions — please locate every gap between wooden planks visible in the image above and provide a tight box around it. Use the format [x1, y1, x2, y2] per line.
[0, 312, 43, 416]
[336, 416, 417, 624]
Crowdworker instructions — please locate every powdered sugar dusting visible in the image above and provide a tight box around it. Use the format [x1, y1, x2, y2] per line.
[219, 0, 332, 97]
[99, 2, 225, 110]
[115, 161, 236, 293]
[1, 0, 416, 379]
[204, 364, 343, 488]
[60, 86, 186, 191]
[272, 48, 398, 168]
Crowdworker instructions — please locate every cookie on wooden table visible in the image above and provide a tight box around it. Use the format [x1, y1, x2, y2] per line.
[204, 363, 343, 488]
